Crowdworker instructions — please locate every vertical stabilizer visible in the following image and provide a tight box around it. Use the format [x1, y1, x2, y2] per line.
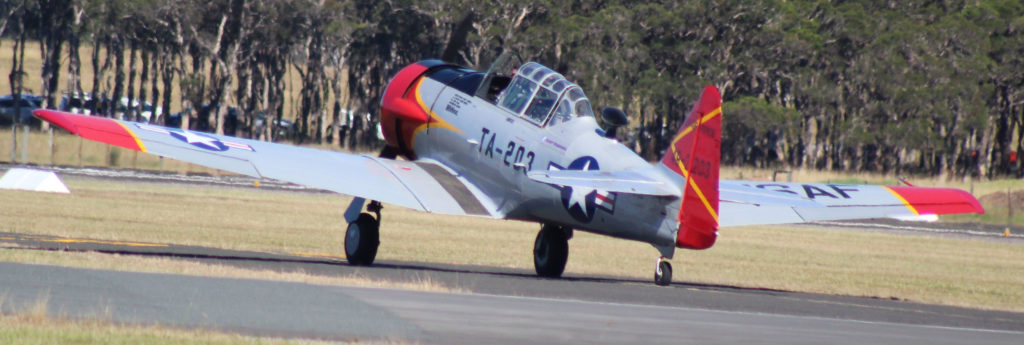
[659, 85, 722, 250]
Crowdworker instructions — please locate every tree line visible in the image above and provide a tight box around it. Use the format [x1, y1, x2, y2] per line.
[2, 0, 1023, 179]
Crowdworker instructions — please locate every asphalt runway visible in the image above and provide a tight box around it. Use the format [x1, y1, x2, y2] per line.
[2, 232, 1023, 344]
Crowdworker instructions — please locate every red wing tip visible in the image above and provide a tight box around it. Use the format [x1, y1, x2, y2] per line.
[889, 186, 985, 215]
[962, 189, 985, 215]
[33, 108, 65, 119]
[33, 109, 80, 134]
[936, 188, 985, 215]
[32, 109, 145, 152]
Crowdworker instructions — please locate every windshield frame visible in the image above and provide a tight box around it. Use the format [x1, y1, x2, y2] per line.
[542, 85, 595, 127]
[493, 61, 594, 128]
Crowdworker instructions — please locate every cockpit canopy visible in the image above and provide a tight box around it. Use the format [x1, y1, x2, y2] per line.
[496, 62, 594, 127]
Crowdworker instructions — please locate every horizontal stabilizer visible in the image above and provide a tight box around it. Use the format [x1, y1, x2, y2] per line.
[718, 180, 984, 227]
[527, 170, 679, 197]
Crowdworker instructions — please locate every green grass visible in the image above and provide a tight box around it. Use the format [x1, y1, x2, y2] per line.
[1, 176, 1023, 312]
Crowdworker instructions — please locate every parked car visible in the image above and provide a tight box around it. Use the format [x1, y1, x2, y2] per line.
[59, 93, 95, 115]
[254, 114, 296, 140]
[0, 93, 44, 126]
[59, 93, 163, 122]
[166, 104, 239, 133]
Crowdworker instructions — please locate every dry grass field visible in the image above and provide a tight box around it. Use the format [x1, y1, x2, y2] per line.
[1, 175, 1022, 313]
[0, 299, 354, 345]
[0, 250, 459, 293]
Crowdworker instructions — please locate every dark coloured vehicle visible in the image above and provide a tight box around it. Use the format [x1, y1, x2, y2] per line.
[0, 94, 44, 126]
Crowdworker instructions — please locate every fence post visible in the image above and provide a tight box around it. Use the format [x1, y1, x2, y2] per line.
[21, 125, 28, 163]
[10, 124, 17, 162]
[49, 128, 54, 165]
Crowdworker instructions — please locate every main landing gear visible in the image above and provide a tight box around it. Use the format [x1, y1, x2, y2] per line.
[534, 224, 571, 278]
[654, 257, 673, 286]
[345, 147, 396, 266]
[345, 200, 382, 265]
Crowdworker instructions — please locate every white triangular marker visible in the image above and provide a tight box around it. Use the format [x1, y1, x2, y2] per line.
[0, 168, 71, 194]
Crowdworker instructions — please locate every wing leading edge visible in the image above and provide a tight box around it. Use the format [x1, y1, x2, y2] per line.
[34, 110, 496, 218]
[719, 180, 983, 227]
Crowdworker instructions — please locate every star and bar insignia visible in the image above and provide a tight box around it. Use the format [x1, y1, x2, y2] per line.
[136, 124, 254, 152]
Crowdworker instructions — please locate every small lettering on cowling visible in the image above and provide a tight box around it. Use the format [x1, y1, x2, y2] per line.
[445, 94, 472, 116]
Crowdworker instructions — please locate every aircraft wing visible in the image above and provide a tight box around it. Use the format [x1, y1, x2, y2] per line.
[33, 110, 496, 218]
[527, 169, 679, 196]
[718, 179, 983, 227]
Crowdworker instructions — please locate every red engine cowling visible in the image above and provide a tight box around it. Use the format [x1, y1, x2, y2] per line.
[379, 62, 432, 159]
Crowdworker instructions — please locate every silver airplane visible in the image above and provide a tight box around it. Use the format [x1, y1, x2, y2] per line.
[35, 52, 983, 285]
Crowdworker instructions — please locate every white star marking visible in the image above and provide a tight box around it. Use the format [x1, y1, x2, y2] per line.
[178, 130, 221, 149]
[566, 160, 595, 217]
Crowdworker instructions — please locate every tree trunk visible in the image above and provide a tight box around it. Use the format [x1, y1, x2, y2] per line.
[0, 5, 17, 40]
[242, 60, 260, 139]
[90, 34, 103, 115]
[138, 45, 150, 122]
[8, 9, 26, 162]
[111, 34, 125, 118]
[331, 52, 349, 148]
[234, 59, 251, 138]
[40, 0, 68, 113]
[160, 48, 175, 127]
[148, 47, 160, 122]
[299, 28, 326, 144]
[126, 39, 137, 121]
[65, 3, 84, 103]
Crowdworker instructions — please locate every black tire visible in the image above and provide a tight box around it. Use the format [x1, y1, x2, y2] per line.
[533, 225, 569, 278]
[345, 213, 379, 265]
[654, 260, 672, 286]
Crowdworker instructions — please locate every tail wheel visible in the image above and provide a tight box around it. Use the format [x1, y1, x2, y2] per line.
[534, 225, 569, 278]
[654, 259, 672, 286]
[345, 213, 379, 265]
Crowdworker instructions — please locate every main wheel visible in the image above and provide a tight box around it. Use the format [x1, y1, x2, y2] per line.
[654, 260, 672, 286]
[533, 225, 569, 278]
[345, 213, 379, 265]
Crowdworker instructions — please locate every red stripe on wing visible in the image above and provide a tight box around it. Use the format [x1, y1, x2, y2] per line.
[888, 186, 984, 215]
[34, 110, 145, 152]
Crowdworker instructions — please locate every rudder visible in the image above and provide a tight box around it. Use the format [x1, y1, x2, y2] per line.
[659, 85, 722, 250]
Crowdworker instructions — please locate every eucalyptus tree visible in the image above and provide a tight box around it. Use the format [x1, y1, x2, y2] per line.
[343, 0, 445, 147]
[178, 0, 250, 134]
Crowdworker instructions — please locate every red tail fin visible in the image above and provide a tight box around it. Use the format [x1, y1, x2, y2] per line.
[659, 85, 722, 250]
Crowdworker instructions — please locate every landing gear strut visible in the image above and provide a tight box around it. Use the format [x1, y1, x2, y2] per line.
[344, 147, 396, 266]
[654, 257, 672, 286]
[534, 224, 571, 278]
[345, 201, 382, 265]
